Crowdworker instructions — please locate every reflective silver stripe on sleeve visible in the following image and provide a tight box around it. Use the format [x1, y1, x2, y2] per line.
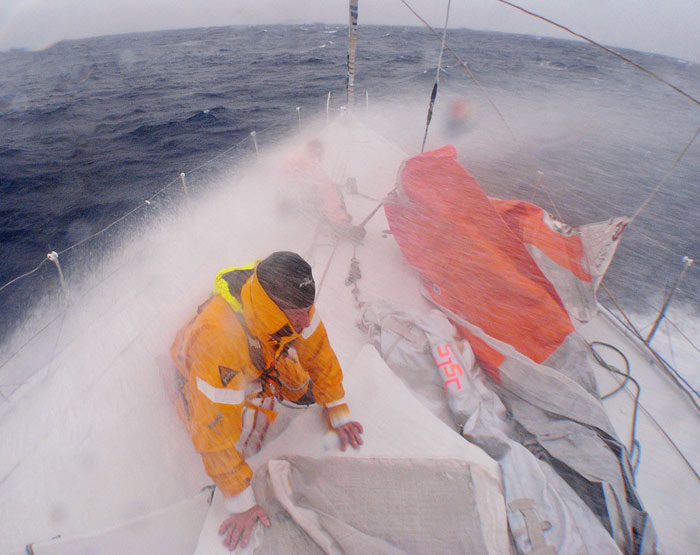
[301, 311, 321, 339]
[325, 397, 347, 408]
[196, 376, 245, 405]
[234, 405, 254, 453]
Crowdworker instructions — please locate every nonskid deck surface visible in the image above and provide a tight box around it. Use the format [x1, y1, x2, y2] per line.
[7, 119, 699, 553]
[579, 311, 700, 553]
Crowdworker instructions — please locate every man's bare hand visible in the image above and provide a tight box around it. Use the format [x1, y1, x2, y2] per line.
[218, 505, 271, 551]
[336, 421, 364, 451]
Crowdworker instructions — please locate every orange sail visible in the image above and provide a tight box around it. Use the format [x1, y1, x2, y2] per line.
[384, 145, 626, 378]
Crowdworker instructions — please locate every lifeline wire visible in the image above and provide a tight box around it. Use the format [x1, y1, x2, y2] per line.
[591, 338, 700, 484]
[0, 120, 279, 291]
[0, 119, 281, 380]
[601, 283, 700, 409]
[0, 259, 47, 293]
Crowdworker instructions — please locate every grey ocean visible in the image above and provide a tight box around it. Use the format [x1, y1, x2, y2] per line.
[1, 25, 699, 353]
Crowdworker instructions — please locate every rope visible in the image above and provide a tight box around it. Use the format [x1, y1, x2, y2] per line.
[589, 341, 641, 471]
[590, 339, 700, 483]
[494, 0, 700, 108]
[420, 0, 451, 152]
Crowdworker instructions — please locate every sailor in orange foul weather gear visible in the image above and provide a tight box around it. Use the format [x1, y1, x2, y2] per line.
[280, 139, 365, 242]
[170, 251, 363, 550]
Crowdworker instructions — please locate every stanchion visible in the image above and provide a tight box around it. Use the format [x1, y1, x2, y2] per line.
[250, 131, 259, 157]
[46, 251, 69, 303]
[326, 92, 331, 126]
[647, 256, 694, 344]
[179, 172, 189, 201]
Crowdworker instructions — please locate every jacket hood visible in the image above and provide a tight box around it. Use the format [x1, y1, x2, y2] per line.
[240, 267, 315, 352]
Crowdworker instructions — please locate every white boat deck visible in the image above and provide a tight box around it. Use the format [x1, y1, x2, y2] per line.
[579, 310, 700, 553]
[6, 118, 699, 553]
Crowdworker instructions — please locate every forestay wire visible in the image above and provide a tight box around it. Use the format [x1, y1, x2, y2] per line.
[420, 0, 451, 152]
[1, 20, 698, 401]
[399, 0, 520, 148]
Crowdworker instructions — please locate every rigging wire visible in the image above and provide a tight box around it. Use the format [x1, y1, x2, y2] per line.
[630, 122, 700, 223]
[392, 2, 700, 386]
[425, 0, 700, 403]
[590, 339, 700, 484]
[493, 0, 700, 108]
[491, 1, 700, 225]
[398, 0, 520, 148]
[420, 0, 451, 152]
[600, 283, 700, 407]
[356, 0, 525, 230]
[399, 0, 568, 219]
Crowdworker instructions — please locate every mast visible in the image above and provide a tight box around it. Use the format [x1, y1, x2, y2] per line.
[346, 0, 359, 109]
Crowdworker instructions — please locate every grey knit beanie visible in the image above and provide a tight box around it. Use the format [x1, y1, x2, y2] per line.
[256, 251, 315, 309]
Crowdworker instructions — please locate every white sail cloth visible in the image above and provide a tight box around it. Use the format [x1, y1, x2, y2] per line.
[361, 302, 638, 554]
[194, 344, 510, 554]
[252, 456, 495, 554]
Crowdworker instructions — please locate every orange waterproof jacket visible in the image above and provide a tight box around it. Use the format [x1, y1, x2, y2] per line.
[281, 147, 352, 226]
[170, 263, 350, 497]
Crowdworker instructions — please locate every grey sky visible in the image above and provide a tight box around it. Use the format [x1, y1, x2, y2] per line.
[1, 0, 698, 63]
